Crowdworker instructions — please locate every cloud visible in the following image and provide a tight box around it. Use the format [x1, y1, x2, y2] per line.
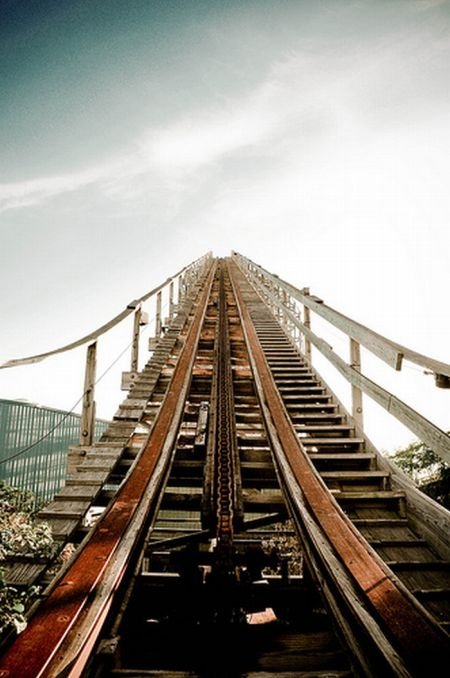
[1, 23, 449, 215]
[0, 163, 112, 212]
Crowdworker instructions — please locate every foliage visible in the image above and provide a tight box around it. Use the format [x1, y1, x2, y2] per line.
[0, 482, 35, 514]
[0, 568, 39, 635]
[262, 520, 303, 576]
[0, 481, 54, 560]
[389, 439, 450, 508]
[0, 481, 55, 637]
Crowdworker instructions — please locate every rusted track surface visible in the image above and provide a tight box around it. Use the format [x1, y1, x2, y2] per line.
[0, 262, 216, 678]
[229, 260, 450, 676]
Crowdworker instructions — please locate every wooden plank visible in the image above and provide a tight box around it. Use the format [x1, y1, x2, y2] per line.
[38, 500, 91, 519]
[321, 471, 388, 480]
[3, 562, 47, 586]
[387, 560, 450, 570]
[308, 453, 375, 461]
[77, 458, 117, 472]
[301, 438, 364, 445]
[66, 471, 109, 485]
[294, 425, 353, 432]
[331, 491, 405, 501]
[41, 518, 80, 540]
[352, 518, 408, 527]
[54, 485, 100, 501]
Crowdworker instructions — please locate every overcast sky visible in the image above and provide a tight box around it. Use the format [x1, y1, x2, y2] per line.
[1, 0, 449, 452]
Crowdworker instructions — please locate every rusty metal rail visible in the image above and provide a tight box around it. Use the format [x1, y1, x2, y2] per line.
[229, 259, 450, 676]
[0, 261, 217, 678]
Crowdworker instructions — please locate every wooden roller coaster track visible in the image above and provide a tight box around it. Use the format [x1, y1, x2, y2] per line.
[0, 254, 449, 677]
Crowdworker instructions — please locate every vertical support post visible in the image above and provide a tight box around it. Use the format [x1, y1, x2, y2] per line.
[130, 306, 142, 372]
[282, 289, 289, 329]
[303, 287, 312, 363]
[350, 338, 364, 428]
[80, 341, 97, 446]
[169, 280, 174, 320]
[178, 274, 184, 306]
[155, 290, 162, 338]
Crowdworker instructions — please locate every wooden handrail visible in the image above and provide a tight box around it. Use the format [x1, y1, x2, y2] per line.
[234, 252, 450, 465]
[0, 252, 212, 369]
[233, 252, 450, 384]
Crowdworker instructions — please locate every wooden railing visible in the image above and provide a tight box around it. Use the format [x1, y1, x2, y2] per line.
[0, 252, 212, 446]
[233, 251, 450, 466]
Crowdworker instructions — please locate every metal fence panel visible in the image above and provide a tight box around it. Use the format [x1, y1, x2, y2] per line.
[0, 399, 109, 507]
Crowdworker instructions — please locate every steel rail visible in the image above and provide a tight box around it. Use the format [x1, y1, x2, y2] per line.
[228, 259, 450, 676]
[0, 260, 217, 678]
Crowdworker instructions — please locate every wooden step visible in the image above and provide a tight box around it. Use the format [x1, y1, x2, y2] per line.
[413, 587, 450, 598]
[2, 561, 48, 587]
[38, 500, 91, 520]
[243, 489, 285, 510]
[286, 403, 338, 411]
[309, 452, 375, 462]
[320, 471, 388, 481]
[290, 413, 344, 422]
[54, 485, 100, 502]
[352, 518, 409, 527]
[39, 518, 80, 541]
[281, 395, 333, 402]
[279, 386, 325, 393]
[271, 367, 312, 373]
[386, 560, 450, 570]
[294, 425, 353, 433]
[332, 490, 405, 502]
[66, 471, 110, 485]
[301, 438, 364, 446]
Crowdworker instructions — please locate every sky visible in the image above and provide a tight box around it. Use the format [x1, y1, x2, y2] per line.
[0, 0, 449, 454]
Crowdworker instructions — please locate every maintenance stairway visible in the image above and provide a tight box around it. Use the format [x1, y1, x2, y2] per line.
[0, 254, 449, 677]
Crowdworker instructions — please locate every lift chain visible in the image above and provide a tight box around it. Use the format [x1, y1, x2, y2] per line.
[214, 264, 238, 567]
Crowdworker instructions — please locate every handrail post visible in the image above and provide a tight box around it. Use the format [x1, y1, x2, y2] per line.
[303, 287, 312, 362]
[178, 274, 184, 305]
[350, 338, 363, 427]
[130, 306, 142, 372]
[155, 290, 162, 338]
[80, 341, 97, 445]
[169, 281, 174, 320]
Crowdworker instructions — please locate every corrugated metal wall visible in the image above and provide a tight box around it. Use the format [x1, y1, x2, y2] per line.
[0, 399, 109, 506]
